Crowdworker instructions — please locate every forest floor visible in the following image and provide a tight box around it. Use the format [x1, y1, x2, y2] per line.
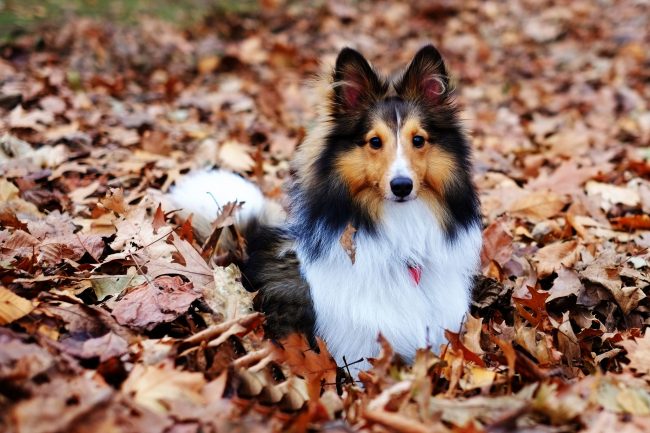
[1, 1, 650, 432]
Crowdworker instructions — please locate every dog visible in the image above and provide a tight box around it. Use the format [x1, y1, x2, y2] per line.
[169, 45, 482, 375]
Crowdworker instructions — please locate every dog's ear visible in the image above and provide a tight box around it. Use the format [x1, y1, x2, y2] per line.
[396, 45, 450, 104]
[332, 48, 385, 113]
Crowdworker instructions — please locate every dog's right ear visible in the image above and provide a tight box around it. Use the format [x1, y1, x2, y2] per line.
[396, 45, 450, 105]
[332, 48, 385, 114]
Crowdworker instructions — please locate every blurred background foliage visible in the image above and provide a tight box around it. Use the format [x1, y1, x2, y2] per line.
[0, 0, 268, 39]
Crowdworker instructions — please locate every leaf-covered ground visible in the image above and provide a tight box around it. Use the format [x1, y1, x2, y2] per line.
[1, 1, 650, 432]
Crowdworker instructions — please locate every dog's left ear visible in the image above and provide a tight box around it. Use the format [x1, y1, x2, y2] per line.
[396, 45, 450, 104]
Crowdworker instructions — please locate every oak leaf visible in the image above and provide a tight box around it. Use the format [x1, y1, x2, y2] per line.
[111, 276, 201, 330]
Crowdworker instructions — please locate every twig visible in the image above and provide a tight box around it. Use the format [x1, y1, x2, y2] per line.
[363, 409, 437, 433]
[183, 312, 262, 345]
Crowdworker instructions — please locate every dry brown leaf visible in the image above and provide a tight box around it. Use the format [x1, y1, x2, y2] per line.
[0, 336, 53, 381]
[547, 267, 584, 302]
[108, 202, 175, 261]
[10, 374, 114, 433]
[121, 363, 206, 414]
[579, 254, 641, 313]
[480, 216, 513, 268]
[514, 324, 557, 365]
[557, 312, 581, 367]
[618, 333, 650, 377]
[532, 240, 579, 278]
[340, 222, 357, 265]
[528, 160, 609, 195]
[151, 203, 166, 234]
[144, 233, 214, 291]
[100, 188, 129, 215]
[111, 276, 201, 330]
[445, 329, 485, 367]
[509, 190, 566, 222]
[61, 331, 129, 362]
[0, 230, 39, 260]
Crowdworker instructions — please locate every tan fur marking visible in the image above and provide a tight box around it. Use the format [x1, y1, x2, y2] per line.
[398, 117, 456, 195]
[336, 119, 402, 219]
[400, 116, 458, 228]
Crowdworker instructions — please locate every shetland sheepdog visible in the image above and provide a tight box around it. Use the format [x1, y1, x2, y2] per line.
[169, 45, 482, 375]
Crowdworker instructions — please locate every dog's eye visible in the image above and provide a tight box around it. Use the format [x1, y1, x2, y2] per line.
[369, 137, 382, 149]
[412, 135, 425, 148]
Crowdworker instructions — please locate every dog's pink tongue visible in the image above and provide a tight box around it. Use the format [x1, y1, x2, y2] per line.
[408, 265, 422, 285]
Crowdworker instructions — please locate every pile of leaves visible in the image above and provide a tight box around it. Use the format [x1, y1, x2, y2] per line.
[1, 0, 650, 431]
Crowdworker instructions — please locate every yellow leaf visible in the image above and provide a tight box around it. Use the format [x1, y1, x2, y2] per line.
[0, 287, 34, 325]
[218, 140, 255, 172]
[460, 366, 496, 390]
[462, 314, 484, 356]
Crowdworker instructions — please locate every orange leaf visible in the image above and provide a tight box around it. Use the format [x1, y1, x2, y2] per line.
[513, 286, 549, 327]
[611, 214, 650, 230]
[152, 203, 166, 234]
[275, 333, 338, 401]
[444, 329, 485, 367]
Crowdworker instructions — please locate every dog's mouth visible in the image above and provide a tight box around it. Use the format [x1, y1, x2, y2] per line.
[387, 195, 416, 203]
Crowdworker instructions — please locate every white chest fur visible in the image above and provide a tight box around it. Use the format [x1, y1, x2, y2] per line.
[298, 200, 482, 374]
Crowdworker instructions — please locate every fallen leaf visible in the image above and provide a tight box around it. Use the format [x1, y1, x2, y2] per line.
[547, 267, 584, 302]
[480, 217, 513, 268]
[509, 190, 566, 222]
[340, 222, 357, 265]
[611, 214, 650, 231]
[528, 160, 608, 195]
[557, 312, 581, 367]
[445, 329, 485, 367]
[618, 333, 650, 377]
[204, 264, 254, 321]
[91, 269, 147, 301]
[580, 253, 643, 313]
[0, 287, 34, 325]
[122, 364, 206, 414]
[101, 188, 129, 215]
[218, 140, 255, 172]
[144, 233, 214, 291]
[462, 315, 485, 356]
[586, 181, 641, 211]
[532, 240, 579, 278]
[11, 374, 114, 433]
[111, 276, 201, 330]
[0, 335, 53, 381]
[152, 203, 166, 234]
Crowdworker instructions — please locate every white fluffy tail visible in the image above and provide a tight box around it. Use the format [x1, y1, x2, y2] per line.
[167, 170, 283, 240]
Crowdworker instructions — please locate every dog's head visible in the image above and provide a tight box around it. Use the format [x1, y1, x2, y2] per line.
[317, 45, 474, 227]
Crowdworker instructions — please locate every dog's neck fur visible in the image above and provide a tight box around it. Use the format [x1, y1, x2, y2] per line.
[296, 198, 482, 374]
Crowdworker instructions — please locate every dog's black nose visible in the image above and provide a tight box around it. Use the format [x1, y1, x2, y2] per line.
[390, 177, 413, 198]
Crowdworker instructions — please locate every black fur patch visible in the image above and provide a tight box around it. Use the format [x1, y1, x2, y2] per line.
[239, 223, 318, 350]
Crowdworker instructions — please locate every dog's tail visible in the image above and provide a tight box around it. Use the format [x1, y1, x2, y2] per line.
[166, 169, 284, 241]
